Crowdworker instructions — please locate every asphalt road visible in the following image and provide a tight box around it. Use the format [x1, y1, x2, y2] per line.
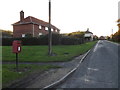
[56, 40, 119, 88]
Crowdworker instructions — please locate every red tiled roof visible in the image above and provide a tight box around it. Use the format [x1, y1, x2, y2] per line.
[13, 16, 60, 30]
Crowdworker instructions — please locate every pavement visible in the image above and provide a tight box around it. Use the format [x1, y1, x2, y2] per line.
[55, 40, 119, 88]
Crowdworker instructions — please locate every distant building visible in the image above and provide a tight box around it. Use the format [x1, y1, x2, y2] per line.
[99, 36, 106, 40]
[12, 11, 60, 38]
[84, 28, 93, 41]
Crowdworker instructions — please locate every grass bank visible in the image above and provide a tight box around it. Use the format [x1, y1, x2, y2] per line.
[2, 41, 97, 62]
[2, 64, 60, 88]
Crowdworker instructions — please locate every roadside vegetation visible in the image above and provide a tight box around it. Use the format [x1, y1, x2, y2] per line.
[111, 20, 120, 43]
[2, 64, 60, 88]
[2, 41, 97, 88]
[2, 41, 97, 62]
[0, 29, 13, 38]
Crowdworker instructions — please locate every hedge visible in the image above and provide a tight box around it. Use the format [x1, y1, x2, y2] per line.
[2, 34, 84, 46]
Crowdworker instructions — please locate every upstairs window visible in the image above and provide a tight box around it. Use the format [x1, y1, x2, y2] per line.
[39, 25, 42, 30]
[51, 28, 53, 31]
[45, 27, 48, 30]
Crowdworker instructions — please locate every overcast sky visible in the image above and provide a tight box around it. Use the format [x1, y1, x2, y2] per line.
[0, 0, 119, 37]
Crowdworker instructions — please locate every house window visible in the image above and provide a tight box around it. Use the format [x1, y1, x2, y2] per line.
[22, 34, 25, 37]
[39, 33, 42, 36]
[45, 27, 48, 30]
[51, 28, 53, 31]
[39, 25, 42, 29]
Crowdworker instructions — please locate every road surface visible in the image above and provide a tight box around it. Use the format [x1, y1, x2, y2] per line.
[56, 40, 119, 88]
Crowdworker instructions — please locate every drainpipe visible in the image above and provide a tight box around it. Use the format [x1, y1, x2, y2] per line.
[32, 24, 35, 37]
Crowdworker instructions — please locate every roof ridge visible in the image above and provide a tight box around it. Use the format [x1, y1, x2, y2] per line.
[29, 16, 32, 22]
[28, 16, 48, 23]
[13, 16, 60, 30]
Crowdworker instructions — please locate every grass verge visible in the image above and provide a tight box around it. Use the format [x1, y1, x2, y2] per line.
[2, 64, 60, 88]
[2, 41, 97, 62]
[108, 40, 120, 44]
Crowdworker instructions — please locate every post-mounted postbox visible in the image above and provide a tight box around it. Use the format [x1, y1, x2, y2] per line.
[12, 40, 22, 71]
[12, 40, 22, 53]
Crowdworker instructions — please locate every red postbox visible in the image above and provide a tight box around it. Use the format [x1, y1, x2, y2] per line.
[12, 40, 22, 53]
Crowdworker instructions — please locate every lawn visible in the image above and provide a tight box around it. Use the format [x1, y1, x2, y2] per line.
[2, 41, 97, 88]
[2, 41, 97, 62]
[2, 64, 60, 88]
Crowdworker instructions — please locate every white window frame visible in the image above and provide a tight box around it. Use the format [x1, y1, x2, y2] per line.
[22, 34, 25, 37]
[39, 25, 42, 29]
[39, 33, 42, 36]
[51, 28, 53, 31]
[45, 27, 48, 30]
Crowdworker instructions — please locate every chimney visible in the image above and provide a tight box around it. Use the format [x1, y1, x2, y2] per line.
[20, 10, 24, 22]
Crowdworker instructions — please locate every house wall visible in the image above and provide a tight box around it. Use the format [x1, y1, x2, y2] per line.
[13, 24, 51, 37]
[84, 33, 93, 41]
[40, 26, 48, 35]
[84, 33, 92, 37]
[33, 25, 49, 37]
[13, 11, 60, 37]
[13, 24, 59, 38]
[13, 24, 33, 37]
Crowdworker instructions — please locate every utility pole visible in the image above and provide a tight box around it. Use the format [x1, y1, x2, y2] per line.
[48, 0, 52, 55]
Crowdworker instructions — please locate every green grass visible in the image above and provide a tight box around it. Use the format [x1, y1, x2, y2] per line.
[2, 64, 60, 87]
[114, 42, 120, 44]
[2, 41, 97, 62]
[2, 41, 97, 87]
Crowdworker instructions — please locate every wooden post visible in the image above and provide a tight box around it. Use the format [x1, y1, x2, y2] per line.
[48, 0, 52, 55]
[16, 53, 18, 71]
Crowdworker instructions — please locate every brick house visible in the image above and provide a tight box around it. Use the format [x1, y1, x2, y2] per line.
[13, 11, 60, 38]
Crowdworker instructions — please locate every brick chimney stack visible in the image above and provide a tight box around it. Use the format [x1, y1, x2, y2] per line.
[20, 10, 24, 22]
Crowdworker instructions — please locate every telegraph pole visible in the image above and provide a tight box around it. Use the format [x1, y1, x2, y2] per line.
[48, 0, 52, 55]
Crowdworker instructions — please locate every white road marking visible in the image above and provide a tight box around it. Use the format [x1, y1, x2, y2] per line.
[88, 68, 99, 71]
[84, 78, 90, 82]
[93, 40, 100, 52]
[42, 48, 92, 89]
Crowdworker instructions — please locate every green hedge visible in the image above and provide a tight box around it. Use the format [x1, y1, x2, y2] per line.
[112, 35, 120, 42]
[2, 34, 84, 46]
